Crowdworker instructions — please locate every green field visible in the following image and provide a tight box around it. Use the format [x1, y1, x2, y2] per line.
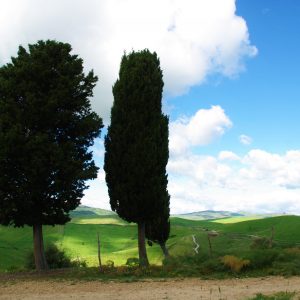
[1, 209, 300, 272]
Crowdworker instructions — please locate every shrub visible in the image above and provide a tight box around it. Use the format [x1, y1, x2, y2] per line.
[200, 258, 225, 274]
[26, 244, 86, 269]
[251, 237, 271, 249]
[126, 257, 139, 267]
[162, 254, 225, 275]
[245, 249, 279, 269]
[105, 260, 115, 269]
[284, 247, 300, 256]
[249, 291, 295, 300]
[221, 255, 250, 273]
[163, 253, 209, 267]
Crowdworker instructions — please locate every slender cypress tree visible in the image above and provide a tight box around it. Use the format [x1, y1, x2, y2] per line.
[104, 50, 169, 266]
[0, 40, 103, 270]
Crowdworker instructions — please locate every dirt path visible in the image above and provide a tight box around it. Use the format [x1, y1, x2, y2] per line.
[0, 277, 299, 300]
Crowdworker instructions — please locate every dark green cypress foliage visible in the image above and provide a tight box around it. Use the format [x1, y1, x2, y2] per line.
[104, 49, 169, 266]
[145, 201, 170, 258]
[0, 40, 103, 270]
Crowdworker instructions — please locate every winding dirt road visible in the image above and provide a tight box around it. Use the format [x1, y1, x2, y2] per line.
[1, 276, 299, 299]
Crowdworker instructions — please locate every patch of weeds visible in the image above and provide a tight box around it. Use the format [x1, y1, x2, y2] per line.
[244, 249, 280, 269]
[248, 291, 296, 300]
[221, 255, 250, 273]
[251, 237, 272, 249]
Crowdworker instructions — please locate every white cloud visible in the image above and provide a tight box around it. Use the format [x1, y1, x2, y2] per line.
[169, 106, 232, 155]
[168, 149, 300, 214]
[0, 0, 257, 121]
[83, 169, 110, 210]
[239, 134, 253, 145]
[218, 150, 240, 161]
[242, 149, 300, 189]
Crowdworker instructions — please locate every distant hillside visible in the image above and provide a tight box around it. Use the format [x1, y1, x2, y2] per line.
[174, 210, 245, 220]
[71, 207, 246, 220]
[70, 205, 115, 218]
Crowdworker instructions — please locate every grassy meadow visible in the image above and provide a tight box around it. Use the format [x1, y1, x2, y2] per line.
[1, 207, 300, 274]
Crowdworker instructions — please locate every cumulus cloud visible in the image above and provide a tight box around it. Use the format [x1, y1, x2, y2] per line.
[169, 106, 232, 155]
[239, 134, 253, 145]
[242, 149, 300, 189]
[84, 143, 300, 215]
[168, 149, 300, 214]
[0, 0, 257, 121]
[218, 150, 240, 161]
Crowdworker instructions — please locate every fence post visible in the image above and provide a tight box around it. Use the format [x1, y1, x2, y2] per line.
[269, 226, 274, 248]
[97, 232, 102, 271]
[207, 234, 212, 257]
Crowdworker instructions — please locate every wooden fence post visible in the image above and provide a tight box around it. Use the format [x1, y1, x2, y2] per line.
[269, 226, 274, 248]
[207, 234, 212, 257]
[97, 232, 102, 271]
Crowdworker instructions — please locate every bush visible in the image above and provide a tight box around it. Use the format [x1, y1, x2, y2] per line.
[200, 258, 225, 274]
[26, 244, 86, 269]
[105, 260, 115, 268]
[284, 247, 300, 256]
[162, 254, 225, 275]
[222, 255, 250, 273]
[251, 237, 271, 249]
[249, 291, 295, 300]
[245, 249, 279, 269]
[126, 257, 139, 267]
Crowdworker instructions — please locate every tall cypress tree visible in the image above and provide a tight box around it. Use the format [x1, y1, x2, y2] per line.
[0, 40, 103, 270]
[104, 50, 169, 266]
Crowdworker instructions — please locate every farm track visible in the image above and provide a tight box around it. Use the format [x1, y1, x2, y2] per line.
[0, 276, 300, 299]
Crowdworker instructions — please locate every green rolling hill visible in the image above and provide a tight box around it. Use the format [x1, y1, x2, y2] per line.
[70, 205, 116, 217]
[0, 207, 299, 272]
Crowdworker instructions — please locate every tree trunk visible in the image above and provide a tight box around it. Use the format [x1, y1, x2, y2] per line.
[159, 242, 170, 259]
[137, 222, 149, 267]
[33, 224, 48, 271]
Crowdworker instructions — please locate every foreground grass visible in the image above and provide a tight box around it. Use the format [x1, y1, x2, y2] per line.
[249, 291, 296, 300]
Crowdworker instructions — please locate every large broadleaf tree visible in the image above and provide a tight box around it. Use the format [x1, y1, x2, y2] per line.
[0, 40, 103, 270]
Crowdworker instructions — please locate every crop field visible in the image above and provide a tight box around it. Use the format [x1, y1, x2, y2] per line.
[0, 207, 300, 272]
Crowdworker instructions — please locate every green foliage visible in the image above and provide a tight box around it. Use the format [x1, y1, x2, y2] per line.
[245, 249, 280, 269]
[26, 244, 86, 269]
[146, 217, 170, 249]
[104, 49, 169, 224]
[249, 292, 296, 300]
[162, 253, 225, 276]
[0, 40, 103, 227]
[126, 257, 140, 267]
[105, 260, 115, 269]
[251, 237, 271, 249]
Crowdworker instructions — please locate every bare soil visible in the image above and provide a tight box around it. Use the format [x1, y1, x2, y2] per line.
[0, 276, 299, 300]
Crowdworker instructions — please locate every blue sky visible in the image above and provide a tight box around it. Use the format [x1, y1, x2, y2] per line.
[1, 0, 300, 214]
[169, 0, 300, 155]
